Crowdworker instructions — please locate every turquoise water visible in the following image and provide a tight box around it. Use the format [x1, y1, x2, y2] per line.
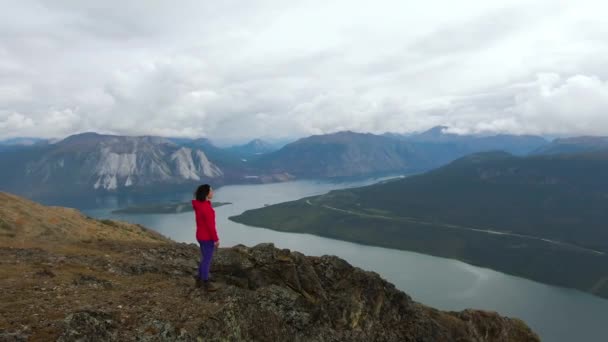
[81, 179, 608, 342]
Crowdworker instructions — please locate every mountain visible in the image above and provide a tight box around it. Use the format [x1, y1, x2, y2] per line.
[0, 137, 49, 153]
[0, 192, 538, 341]
[226, 139, 278, 159]
[0, 132, 223, 198]
[404, 126, 548, 156]
[170, 138, 279, 169]
[174, 137, 248, 169]
[250, 131, 426, 178]
[231, 150, 608, 299]
[248, 129, 548, 179]
[0, 129, 550, 198]
[532, 136, 608, 155]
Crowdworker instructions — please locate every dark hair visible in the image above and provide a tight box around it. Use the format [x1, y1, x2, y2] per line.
[194, 184, 211, 201]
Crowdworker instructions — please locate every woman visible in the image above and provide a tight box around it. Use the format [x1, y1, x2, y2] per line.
[192, 184, 219, 292]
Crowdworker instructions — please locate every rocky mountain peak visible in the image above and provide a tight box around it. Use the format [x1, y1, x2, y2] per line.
[240, 138, 274, 152]
[19, 132, 223, 193]
[55, 133, 176, 153]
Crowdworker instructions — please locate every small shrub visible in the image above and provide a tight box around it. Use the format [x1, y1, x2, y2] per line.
[0, 218, 12, 231]
[100, 219, 118, 227]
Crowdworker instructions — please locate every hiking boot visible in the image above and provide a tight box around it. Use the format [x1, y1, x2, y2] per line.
[204, 280, 218, 292]
[195, 278, 203, 288]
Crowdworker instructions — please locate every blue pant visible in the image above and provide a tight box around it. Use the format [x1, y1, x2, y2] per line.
[198, 240, 215, 281]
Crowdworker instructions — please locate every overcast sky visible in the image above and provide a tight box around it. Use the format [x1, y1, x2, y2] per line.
[1, 0, 607, 144]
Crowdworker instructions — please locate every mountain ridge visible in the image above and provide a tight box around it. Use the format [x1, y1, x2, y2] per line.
[0, 133, 224, 197]
[532, 135, 608, 155]
[250, 129, 549, 178]
[5, 129, 606, 200]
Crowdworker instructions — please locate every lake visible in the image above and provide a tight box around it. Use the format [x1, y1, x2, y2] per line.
[80, 178, 608, 342]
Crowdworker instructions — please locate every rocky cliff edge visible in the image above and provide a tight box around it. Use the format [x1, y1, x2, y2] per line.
[0, 192, 538, 341]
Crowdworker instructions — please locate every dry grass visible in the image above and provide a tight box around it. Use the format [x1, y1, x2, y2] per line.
[0, 191, 171, 249]
[0, 192, 191, 339]
[0, 241, 216, 341]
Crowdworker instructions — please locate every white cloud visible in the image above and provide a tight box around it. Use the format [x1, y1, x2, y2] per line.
[0, 112, 35, 130]
[512, 74, 608, 135]
[0, 0, 607, 143]
[425, 73, 608, 136]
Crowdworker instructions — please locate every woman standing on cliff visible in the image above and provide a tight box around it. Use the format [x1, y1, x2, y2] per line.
[192, 184, 219, 292]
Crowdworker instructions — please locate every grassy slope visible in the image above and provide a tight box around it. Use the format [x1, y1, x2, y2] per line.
[0, 192, 170, 246]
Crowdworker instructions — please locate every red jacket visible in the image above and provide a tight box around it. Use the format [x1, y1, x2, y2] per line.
[192, 200, 219, 242]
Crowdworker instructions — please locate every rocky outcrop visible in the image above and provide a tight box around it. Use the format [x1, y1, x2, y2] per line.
[0, 242, 539, 341]
[0, 193, 539, 341]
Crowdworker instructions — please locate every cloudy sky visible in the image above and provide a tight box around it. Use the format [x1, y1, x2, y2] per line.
[1, 0, 607, 144]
